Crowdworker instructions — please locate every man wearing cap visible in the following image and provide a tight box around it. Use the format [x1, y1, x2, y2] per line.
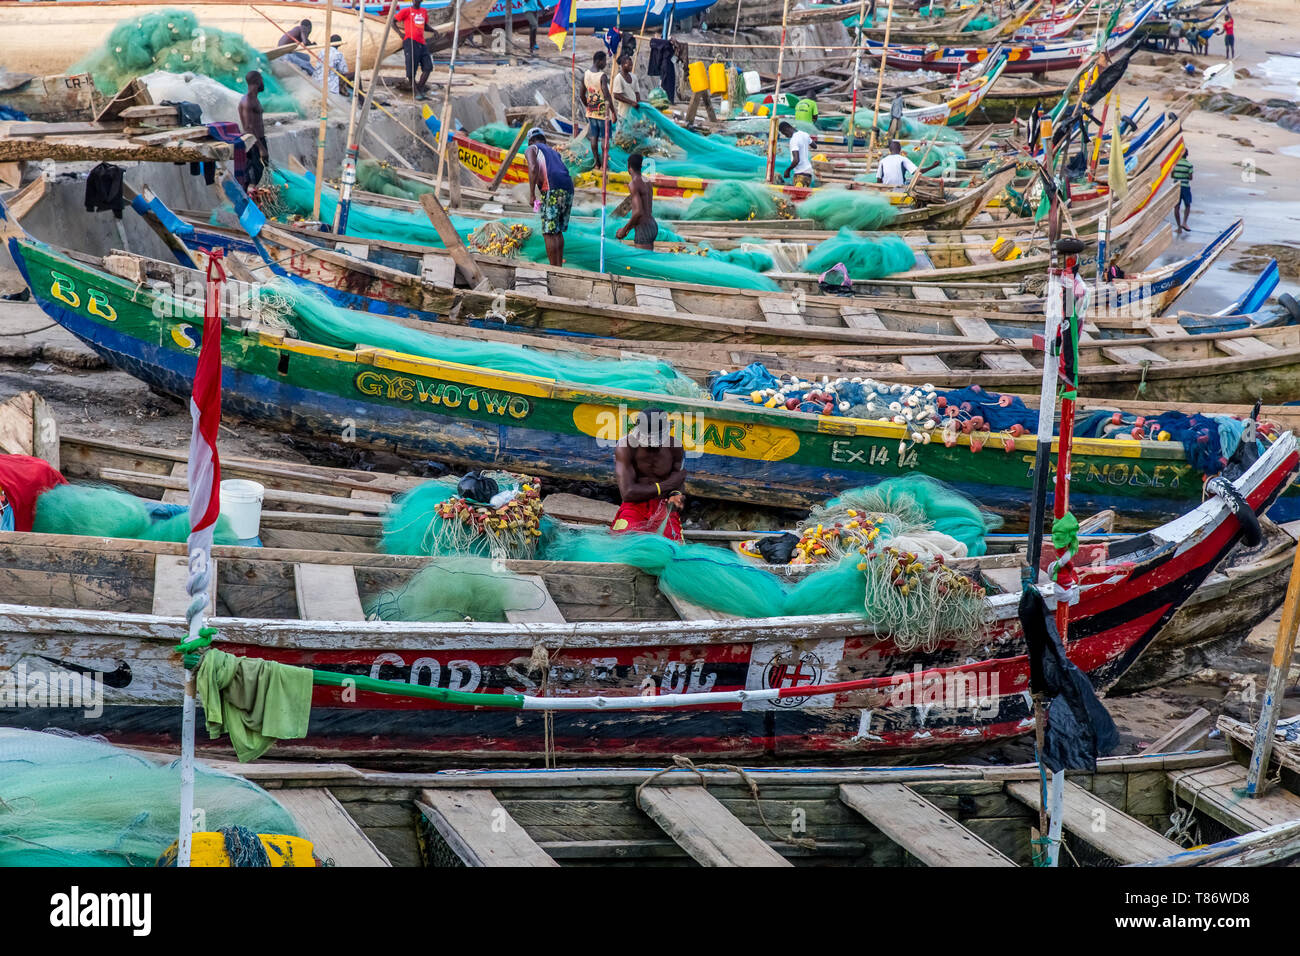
[525, 128, 574, 266]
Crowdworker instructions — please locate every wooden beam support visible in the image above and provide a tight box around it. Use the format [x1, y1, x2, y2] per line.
[419, 193, 489, 289]
[637, 786, 792, 867]
[839, 783, 1015, 866]
[274, 787, 391, 866]
[1007, 779, 1182, 864]
[417, 789, 558, 866]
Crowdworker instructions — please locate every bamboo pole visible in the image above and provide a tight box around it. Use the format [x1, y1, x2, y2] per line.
[867, 0, 895, 154]
[333, 1, 368, 233]
[434, 0, 465, 196]
[732, 0, 743, 43]
[1246, 543, 1300, 797]
[764, 0, 792, 183]
[845, 0, 870, 155]
[312, 0, 337, 222]
[336, 0, 396, 235]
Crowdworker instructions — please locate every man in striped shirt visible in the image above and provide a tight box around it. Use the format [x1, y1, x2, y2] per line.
[1172, 149, 1193, 231]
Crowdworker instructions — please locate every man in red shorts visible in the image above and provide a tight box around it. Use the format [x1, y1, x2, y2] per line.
[0, 454, 67, 532]
[611, 407, 686, 541]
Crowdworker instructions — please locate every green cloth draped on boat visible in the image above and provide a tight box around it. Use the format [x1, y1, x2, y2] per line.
[197, 649, 313, 762]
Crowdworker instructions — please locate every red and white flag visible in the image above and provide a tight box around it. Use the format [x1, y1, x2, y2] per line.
[186, 253, 225, 584]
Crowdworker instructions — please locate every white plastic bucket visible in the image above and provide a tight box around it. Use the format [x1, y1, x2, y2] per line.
[743, 70, 761, 95]
[220, 478, 265, 539]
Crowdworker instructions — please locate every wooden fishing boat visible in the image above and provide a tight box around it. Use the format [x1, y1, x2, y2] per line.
[865, 0, 1158, 74]
[0, 71, 102, 123]
[9, 222, 1300, 526]
[452, 131, 1016, 229]
[169, 750, 1300, 866]
[0, 426, 1292, 762]
[9, 396, 1288, 699]
[172, 183, 1220, 331]
[178, 174, 1172, 308]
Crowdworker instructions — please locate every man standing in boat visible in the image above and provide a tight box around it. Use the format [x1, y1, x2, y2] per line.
[525, 128, 574, 266]
[396, 0, 434, 100]
[612, 407, 686, 542]
[584, 51, 615, 170]
[238, 70, 270, 183]
[615, 153, 657, 250]
[778, 120, 815, 187]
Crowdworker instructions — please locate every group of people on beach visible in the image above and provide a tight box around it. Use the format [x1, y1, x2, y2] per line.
[1164, 11, 1235, 58]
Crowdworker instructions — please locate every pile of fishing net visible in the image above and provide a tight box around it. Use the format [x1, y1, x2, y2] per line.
[73, 10, 299, 114]
[31, 484, 240, 543]
[247, 277, 703, 397]
[801, 230, 915, 277]
[796, 189, 897, 230]
[682, 181, 793, 221]
[381, 472, 545, 560]
[964, 15, 999, 30]
[609, 106, 768, 179]
[537, 479, 992, 650]
[365, 557, 551, 622]
[467, 221, 533, 258]
[1072, 409, 1279, 477]
[779, 476, 995, 561]
[467, 123, 521, 150]
[0, 729, 299, 866]
[354, 160, 434, 202]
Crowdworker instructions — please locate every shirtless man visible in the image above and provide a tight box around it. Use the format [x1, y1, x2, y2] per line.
[611, 407, 685, 541]
[238, 70, 269, 182]
[615, 153, 656, 249]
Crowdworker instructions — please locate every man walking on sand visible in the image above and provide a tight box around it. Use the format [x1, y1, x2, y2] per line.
[1223, 13, 1235, 59]
[1172, 148, 1193, 231]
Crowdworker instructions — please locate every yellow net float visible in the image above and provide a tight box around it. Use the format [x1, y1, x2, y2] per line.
[991, 237, 1023, 261]
[158, 832, 317, 867]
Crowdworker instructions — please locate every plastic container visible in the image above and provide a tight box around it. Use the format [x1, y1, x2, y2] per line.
[708, 62, 728, 95]
[743, 70, 761, 94]
[219, 478, 265, 540]
[688, 61, 708, 93]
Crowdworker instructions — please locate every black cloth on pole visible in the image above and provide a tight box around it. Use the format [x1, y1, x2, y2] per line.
[1018, 587, 1119, 772]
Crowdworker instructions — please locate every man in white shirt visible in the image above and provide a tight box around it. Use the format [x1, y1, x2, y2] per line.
[876, 139, 918, 187]
[313, 35, 351, 95]
[778, 121, 815, 187]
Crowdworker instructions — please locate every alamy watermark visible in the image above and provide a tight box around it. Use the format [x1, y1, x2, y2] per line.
[0, 663, 104, 718]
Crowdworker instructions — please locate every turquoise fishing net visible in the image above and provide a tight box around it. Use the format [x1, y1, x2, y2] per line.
[814, 476, 997, 556]
[376, 474, 994, 646]
[0, 729, 299, 866]
[72, 9, 299, 114]
[354, 160, 434, 201]
[964, 15, 998, 30]
[682, 181, 782, 221]
[468, 123, 521, 149]
[801, 230, 916, 277]
[31, 484, 239, 543]
[253, 278, 703, 397]
[364, 557, 546, 622]
[612, 106, 768, 179]
[797, 190, 897, 230]
[269, 168, 781, 291]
